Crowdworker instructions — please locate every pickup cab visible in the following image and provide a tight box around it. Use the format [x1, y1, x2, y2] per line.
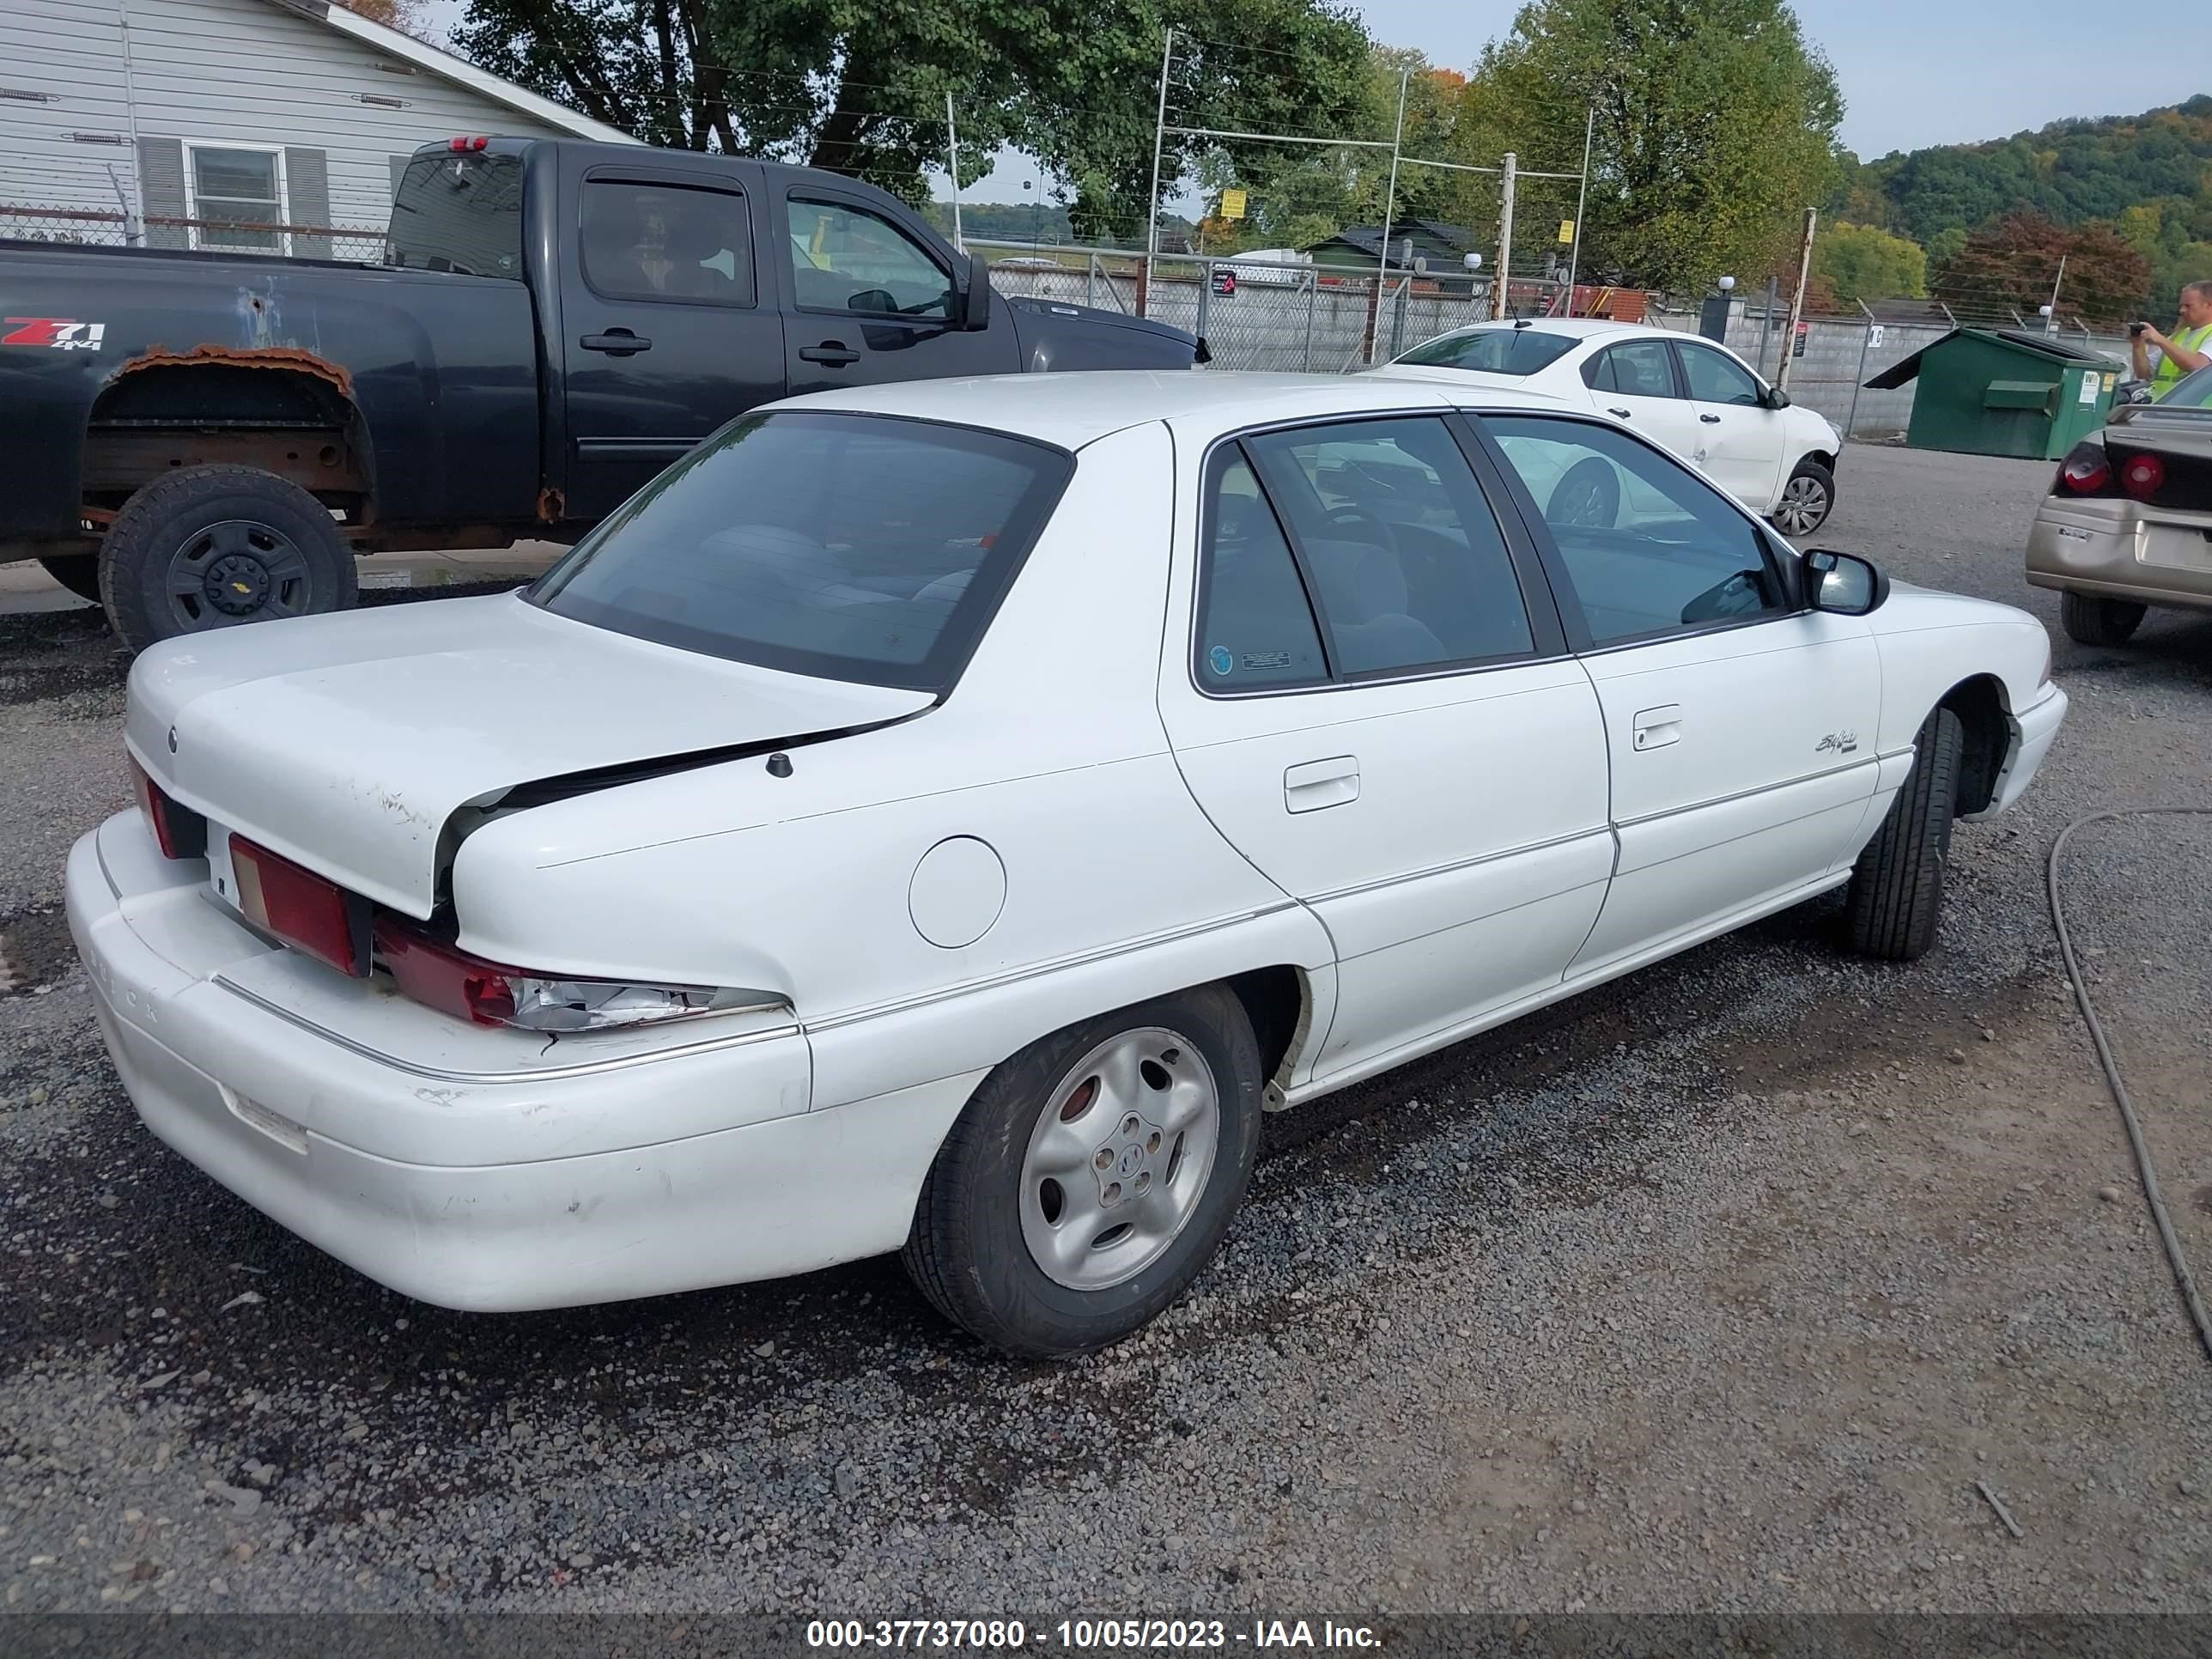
[0, 137, 1200, 648]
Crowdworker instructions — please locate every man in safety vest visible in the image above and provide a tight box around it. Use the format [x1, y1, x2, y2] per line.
[2130, 281, 2212, 398]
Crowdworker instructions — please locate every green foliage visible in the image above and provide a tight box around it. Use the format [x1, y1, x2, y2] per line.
[453, 0, 1372, 230]
[1444, 0, 1842, 292]
[1813, 220, 1924, 301]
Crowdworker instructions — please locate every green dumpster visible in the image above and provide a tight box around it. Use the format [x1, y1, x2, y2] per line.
[1862, 327, 2122, 459]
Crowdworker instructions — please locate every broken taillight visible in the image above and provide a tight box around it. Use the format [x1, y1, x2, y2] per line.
[2055, 441, 2111, 497]
[128, 757, 206, 860]
[230, 836, 370, 977]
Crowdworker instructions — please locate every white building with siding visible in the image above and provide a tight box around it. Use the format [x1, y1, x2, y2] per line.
[0, 0, 637, 259]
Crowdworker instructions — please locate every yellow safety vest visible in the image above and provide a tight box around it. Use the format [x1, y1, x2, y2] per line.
[2151, 322, 2212, 398]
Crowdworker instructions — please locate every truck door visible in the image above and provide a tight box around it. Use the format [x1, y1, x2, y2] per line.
[559, 161, 788, 520]
[773, 182, 1019, 395]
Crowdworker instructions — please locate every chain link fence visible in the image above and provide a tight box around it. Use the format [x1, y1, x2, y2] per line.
[0, 199, 386, 261]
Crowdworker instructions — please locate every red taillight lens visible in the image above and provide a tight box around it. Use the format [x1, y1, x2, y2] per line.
[128, 757, 206, 860]
[372, 917, 518, 1026]
[230, 836, 368, 977]
[2119, 451, 2165, 501]
[2057, 444, 2110, 495]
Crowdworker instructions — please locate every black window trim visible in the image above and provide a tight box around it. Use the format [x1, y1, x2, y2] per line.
[1670, 337, 1765, 407]
[1188, 410, 1569, 702]
[782, 188, 957, 324]
[526, 408, 1075, 697]
[1583, 338, 1687, 400]
[575, 164, 757, 310]
[1458, 408, 1798, 657]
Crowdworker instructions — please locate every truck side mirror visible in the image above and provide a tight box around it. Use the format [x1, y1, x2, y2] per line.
[957, 253, 994, 331]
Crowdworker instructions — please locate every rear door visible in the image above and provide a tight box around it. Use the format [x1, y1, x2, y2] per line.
[1673, 338, 1788, 510]
[1477, 411, 1881, 978]
[1156, 413, 1614, 1085]
[773, 184, 1018, 394]
[559, 161, 787, 519]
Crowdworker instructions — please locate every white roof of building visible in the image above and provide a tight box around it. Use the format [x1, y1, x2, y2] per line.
[777, 371, 1577, 450]
[260, 0, 642, 145]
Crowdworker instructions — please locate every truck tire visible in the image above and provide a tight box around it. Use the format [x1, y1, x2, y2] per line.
[99, 465, 356, 653]
[2059, 590, 2145, 647]
[902, 985, 1263, 1358]
[36, 554, 103, 605]
[1844, 705, 1963, 962]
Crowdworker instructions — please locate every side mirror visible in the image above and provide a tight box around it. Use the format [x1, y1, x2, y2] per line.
[957, 252, 994, 331]
[1804, 548, 1887, 616]
[1763, 386, 1791, 410]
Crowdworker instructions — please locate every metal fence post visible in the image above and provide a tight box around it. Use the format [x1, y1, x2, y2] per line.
[1196, 259, 1213, 346]
[1389, 266, 1409, 360]
[1844, 300, 1875, 447]
[1302, 271, 1318, 371]
[1758, 276, 1778, 377]
[1494, 152, 1517, 319]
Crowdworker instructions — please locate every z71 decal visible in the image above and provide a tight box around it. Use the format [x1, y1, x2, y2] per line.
[3, 318, 106, 350]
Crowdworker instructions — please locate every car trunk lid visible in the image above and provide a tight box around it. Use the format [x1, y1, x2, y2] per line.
[125, 592, 932, 918]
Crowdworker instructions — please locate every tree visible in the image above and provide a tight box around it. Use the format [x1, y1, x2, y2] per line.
[1812, 220, 1925, 301]
[336, 0, 428, 36]
[1929, 211, 2150, 326]
[452, 0, 1373, 235]
[1446, 0, 1842, 292]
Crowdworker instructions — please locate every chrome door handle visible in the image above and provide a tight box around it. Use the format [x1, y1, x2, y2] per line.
[1632, 704, 1682, 751]
[1699, 413, 1722, 423]
[1284, 755, 1359, 812]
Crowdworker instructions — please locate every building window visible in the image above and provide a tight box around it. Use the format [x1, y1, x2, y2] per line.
[186, 145, 287, 253]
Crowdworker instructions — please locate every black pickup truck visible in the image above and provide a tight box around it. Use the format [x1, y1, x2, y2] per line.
[0, 137, 1199, 648]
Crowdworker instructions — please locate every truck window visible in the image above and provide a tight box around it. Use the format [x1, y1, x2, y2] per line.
[580, 180, 753, 305]
[787, 198, 952, 318]
[386, 151, 524, 278]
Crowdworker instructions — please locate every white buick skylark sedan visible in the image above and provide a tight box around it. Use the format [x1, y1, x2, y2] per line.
[69, 374, 2066, 1357]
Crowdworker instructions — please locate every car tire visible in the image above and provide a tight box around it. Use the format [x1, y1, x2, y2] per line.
[902, 985, 1265, 1358]
[1844, 705, 1963, 963]
[1547, 456, 1620, 529]
[100, 465, 356, 653]
[1770, 459, 1835, 538]
[2059, 590, 2146, 647]
[36, 554, 103, 605]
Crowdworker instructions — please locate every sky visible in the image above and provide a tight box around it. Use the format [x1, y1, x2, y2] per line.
[418, 0, 2206, 196]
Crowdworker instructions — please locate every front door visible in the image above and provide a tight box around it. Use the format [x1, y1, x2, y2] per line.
[1581, 337, 1704, 469]
[775, 188, 1019, 396]
[1478, 412, 1881, 977]
[1156, 414, 1615, 1085]
[559, 164, 789, 520]
[1674, 338, 1789, 509]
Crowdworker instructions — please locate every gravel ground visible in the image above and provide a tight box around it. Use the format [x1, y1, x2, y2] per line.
[3, 448, 2211, 1629]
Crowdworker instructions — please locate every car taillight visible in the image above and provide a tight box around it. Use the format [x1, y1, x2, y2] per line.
[2118, 451, 2165, 501]
[127, 757, 206, 860]
[370, 915, 776, 1032]
[2056, 442, 2110, 495]
[447, 135, 489, 152]
[230, 836, 370, 977]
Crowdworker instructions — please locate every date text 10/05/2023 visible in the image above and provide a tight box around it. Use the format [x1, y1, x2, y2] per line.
[805, 1620, 1383, 1650]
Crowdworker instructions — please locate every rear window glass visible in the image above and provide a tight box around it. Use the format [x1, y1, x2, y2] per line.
[1394, 327, 1577, 375]
[530, 413, 1073, 692]
[2157, 364, 2212, 409]
[386, 151, 523, 278]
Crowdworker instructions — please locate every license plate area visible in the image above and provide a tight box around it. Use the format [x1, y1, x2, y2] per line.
[2140, 523, 2212, 572]
[205, 822, 243, 915]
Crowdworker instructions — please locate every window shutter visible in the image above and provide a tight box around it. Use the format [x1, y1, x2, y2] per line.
[285, 147, 331, 258]
[135, 136, 186, 250]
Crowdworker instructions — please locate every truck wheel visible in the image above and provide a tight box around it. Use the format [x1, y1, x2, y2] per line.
[2059, 590, 2145, 647]
[1844, 705, 1963, 962]
[902, 986, 1263, 1358]
[1770, 459, 1835, 537]
[99, 465, 356, 653]
[36, 555, 103, 605]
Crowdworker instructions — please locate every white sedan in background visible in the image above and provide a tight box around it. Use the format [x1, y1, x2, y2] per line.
[70, 372, 2062, 1358]
[1374, 319, 1846, 536]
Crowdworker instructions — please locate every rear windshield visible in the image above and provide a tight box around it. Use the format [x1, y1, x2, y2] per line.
[386, 151, 524, 278]
[531, 412, 1073, 691]
[1395, 327, 1577, 375]
[2157, 364, 2212, 410]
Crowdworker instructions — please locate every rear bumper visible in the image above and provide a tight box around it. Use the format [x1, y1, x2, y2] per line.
[2026, 501, 2212, 610]
[67, 812, 973, 1311]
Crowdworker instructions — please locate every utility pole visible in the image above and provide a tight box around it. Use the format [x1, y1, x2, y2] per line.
[1140, 27, 1173, 319]
[1370, 68, 1409, 365]
[2046, 255, 2067, 335]
[1492, 152, 1517, 319]
[1775, 207, 1817, 391]
[1561, 109, 1593, 313]
[945, 93, 963, 253]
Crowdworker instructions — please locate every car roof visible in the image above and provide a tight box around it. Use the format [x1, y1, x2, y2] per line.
[1400, 317, 1653, 350]
[774, 371, 1582, 450]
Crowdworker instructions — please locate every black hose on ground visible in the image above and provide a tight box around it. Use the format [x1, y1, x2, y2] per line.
[2047, 807, 2212, 1361]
